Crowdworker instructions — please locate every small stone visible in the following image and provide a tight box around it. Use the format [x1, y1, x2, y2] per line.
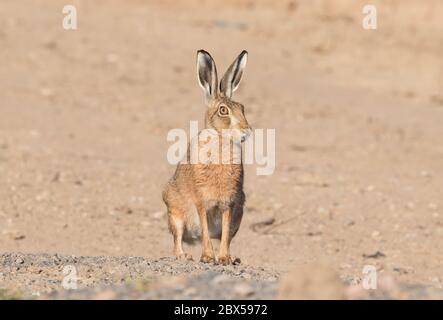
[181, 286, 197, 296]
[362, 251, 385, 259]
[13, 234, 26, 241]
[340, 263, 352, 269]
[279, 177, 289, 183]
[151, 211, 165, 219]
[211, 274, 230, 285]
[15, 257, 24, 264]
[406, 202, 415, 211]
[105, 53, 119, 63]
[242, 273, 252, 280]
[273, 202, 283, 210]
[233, 282, 254, 298]
[141, 221, 151, 227]
[344, 220, 355, 227]
[29, 130, 40, 137]
[40, 87, 54, 97]
[35, 192, 48, 202]
[393, 266, 414, 275]
[371, 230, 380, 239]
[420, 170, 431, 178]
[296, 172, 328, 187]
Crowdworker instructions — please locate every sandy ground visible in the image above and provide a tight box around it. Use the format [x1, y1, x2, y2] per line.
[1, 0, 443, 298]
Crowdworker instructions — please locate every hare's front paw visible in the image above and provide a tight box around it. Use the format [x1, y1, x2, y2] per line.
[217, 255, 232, 266]
[200, 254, 215, 264]
[176, 253, 193, 261]
[218, 255, 241, 266]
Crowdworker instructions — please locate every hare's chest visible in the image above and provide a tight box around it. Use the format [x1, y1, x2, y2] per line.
[194, 164, 243, 203]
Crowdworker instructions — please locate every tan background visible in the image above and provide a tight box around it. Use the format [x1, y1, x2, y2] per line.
[1, 0, 442, 287]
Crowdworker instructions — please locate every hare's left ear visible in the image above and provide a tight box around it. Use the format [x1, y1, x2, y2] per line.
[219, 50, 248, 98]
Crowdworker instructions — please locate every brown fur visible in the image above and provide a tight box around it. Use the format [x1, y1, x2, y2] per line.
[162, 50, 250, 265]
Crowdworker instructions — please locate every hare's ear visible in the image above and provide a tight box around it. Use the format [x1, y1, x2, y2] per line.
[197, 50, 218, 103]
[219, 50, 248, 98]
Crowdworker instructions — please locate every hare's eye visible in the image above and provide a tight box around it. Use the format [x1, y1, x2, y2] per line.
[218, 106, 229, 116]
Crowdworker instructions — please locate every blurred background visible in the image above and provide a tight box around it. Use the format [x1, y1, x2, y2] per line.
[1, 0, 443, 289]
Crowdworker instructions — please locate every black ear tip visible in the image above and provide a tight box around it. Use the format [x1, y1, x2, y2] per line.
[197, 50, 215, 63]
[241, 50, 248, 56]
[197, 49, 210, 56]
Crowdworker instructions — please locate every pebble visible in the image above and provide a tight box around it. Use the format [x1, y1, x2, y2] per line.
[363, 251, 386, 259]
[13, 234, 26, 241]
[151, 211, 165, 219]
[272, 203, 283, 210]
[233, 282, 254, 298]
[40, 88, 54, 98]
[344, 220, 355, 227]
[141, 221, 151, 227]
[371, 230, 380, 239]
[393, 266, 414, 275]
[183, 287, 197, 296]
[406, 202, 415, 211]
[242, 273, 252, 280]
[420, 170, 431, 178]
[105, 53, 119, 64]
[340, 263, 352, 269]
[211, 274, 230, 285]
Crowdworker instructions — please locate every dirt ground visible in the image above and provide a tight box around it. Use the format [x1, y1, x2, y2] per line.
[1, 0, 443, 297]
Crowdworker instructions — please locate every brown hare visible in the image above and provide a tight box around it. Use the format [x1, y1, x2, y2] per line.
[162, 50, 251, 265]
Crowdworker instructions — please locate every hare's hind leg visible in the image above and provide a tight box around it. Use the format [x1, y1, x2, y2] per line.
[168, 209, 193, 260]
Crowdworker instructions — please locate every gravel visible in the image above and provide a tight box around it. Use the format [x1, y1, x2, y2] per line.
[2, 252, 443, 300]
[0, 252, 279, 299]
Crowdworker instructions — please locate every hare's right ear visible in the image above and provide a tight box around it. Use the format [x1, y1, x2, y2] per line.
[197, 50, 218, 103]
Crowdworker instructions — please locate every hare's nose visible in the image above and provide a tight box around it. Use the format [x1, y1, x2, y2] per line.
[239, 121, 251, 129]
